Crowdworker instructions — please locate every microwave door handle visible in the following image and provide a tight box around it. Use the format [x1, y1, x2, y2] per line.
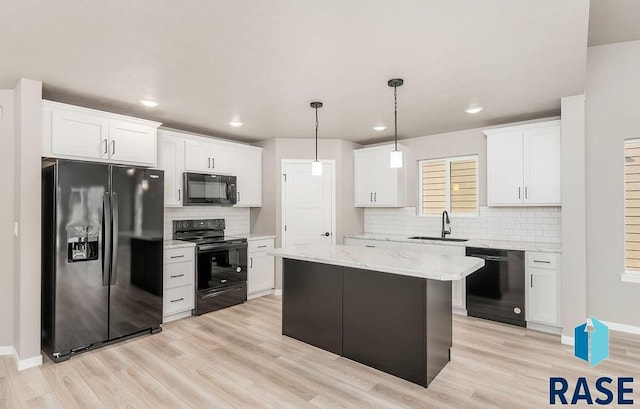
[102, 193, 112, 287]
[110, 193, 119, 285]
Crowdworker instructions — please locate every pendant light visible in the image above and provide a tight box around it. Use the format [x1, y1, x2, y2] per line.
[310, 101, 323, 175]
[388, 78, 404, 168]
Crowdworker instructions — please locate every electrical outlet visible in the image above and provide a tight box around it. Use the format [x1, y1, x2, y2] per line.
[14, 222, 18, 237]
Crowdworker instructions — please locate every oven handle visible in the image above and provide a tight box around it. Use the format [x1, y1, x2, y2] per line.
[201, 286, 245, 299]
[198, 243, 247, 252]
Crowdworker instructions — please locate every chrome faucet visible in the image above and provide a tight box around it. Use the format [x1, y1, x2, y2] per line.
[441, 210, 451, 238]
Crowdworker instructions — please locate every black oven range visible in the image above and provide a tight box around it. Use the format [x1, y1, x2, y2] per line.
[173, 219, 248, 315]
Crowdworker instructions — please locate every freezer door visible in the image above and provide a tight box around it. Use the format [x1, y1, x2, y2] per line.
[53, 161, 110, 355]
[109, 166, 164, 339]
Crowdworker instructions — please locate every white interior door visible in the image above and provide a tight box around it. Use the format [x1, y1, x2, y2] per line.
[283, 161, 335, 247]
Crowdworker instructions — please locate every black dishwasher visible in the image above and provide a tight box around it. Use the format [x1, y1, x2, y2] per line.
[465, 248, 526, 327]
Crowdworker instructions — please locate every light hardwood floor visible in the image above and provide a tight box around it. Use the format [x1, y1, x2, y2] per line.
[2, 295, 640, 408]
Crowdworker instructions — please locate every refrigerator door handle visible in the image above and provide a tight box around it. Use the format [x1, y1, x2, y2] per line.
[110, 193, 119, 285]
[102, 193, 112, 287]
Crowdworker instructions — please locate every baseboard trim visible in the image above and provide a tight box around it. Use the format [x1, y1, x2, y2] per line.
[248, 289, 275, 300]
[527, 321, 562, 335]
[11, 348, 43, 371]
[602, 320, 640, 335]
[0, 346, 14, 356]
[274, 289, 282, 296]
[561, 335, 575, 346]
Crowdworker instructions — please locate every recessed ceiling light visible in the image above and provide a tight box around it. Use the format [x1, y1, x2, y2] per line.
[373, 125, 387, 131]
[140, 99, 159, 107]
[229, 121, 243, 127]
[465, 106, 484, 114]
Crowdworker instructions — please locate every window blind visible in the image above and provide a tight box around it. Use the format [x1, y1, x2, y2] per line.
[421, 161, 447, 215]
[625, 141, 640, 271]
[450, 160, 478, 214]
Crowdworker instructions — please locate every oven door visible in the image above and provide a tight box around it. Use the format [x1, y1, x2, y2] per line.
[183, 173, 237, 205]
[196, 242, 247, 291]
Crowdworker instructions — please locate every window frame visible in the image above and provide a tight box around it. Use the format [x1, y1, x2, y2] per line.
[417, 154, 479, 218]
[623, 139, 640, 282]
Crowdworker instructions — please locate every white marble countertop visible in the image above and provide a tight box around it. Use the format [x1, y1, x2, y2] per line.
[164, 240, 196, 250]
[345, 233, 562, 253]
[269, 244, 484, 281]
[247, 234, 276, 241]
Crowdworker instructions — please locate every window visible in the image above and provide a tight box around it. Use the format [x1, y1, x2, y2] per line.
[419, 155, 478, 216]
[625, 140, 640, 275]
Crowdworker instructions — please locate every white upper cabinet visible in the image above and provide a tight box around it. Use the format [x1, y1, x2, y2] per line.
[108, 120, 157, 165]
[184, 139, 236, 174]
[157, 130, 185, 207]
[354, 144, 406, 207]
[235, 145, 263, 207]
[485, 120, 561, 206]
[42, 100, 161, 167]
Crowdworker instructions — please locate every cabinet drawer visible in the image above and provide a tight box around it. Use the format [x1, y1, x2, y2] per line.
[164, 247, 194, 264]
[164, 261, 194, 289]
[527, 252, 557, 269]
[164, 285, 194, 315]
[249, 239, 274, 254]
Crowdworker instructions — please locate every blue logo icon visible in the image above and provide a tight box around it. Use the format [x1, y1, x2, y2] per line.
[574, 317, 609, 367]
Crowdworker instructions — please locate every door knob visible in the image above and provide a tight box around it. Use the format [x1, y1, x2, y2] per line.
[322, 232, 330, 237]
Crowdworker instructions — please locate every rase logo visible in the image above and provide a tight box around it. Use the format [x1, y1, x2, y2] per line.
[549, 317, 634, 405]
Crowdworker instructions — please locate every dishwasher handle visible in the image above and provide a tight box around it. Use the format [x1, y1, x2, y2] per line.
[468, 254, 505, 262]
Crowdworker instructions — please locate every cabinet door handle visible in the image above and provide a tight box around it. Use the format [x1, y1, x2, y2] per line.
[237, 191, 240, 202]
[212, 158, 215, 168]
[170, 255, 184, 259]
[525, 186, 528, 199]
[170, 274, 185, 278]
[103, 139, 108, 155]
[365, 245, 375, 248]
[530, 275, 533, 288]
[178, 189, 181, 201]
[111, 140, 116, 155]
[370, 192, 373, 202]
[257, 245, 267, 248]
[518, 187, 521, 199]
[170, 297, 184, 303]
[533, 259, 551, 264]
[250, 257, 253, 268]
[208, 158, 211, 168]
[374, 192, 377, 202]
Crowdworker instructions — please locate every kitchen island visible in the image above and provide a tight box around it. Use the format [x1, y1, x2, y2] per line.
[269, 244, 484, 387]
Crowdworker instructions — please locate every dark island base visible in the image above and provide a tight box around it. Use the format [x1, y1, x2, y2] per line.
[282, 259, 452, 387]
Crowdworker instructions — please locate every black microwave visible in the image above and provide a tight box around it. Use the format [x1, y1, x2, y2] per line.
[183, 173, 237, 206]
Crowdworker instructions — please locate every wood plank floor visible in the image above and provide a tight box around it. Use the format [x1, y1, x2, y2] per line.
[2, 295, 640, 408]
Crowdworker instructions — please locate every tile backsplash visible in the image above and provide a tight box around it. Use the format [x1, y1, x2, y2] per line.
[164, 206, 251, 240]
[364, 206, 561, 244]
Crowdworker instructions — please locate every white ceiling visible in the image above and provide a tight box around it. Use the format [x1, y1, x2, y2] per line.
[588, 0, 640, 46]
[0, 0, 589, 143]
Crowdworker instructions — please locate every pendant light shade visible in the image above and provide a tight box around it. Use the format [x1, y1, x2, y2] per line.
[310, 101, 323, 176]
[388, 78, 404, 169]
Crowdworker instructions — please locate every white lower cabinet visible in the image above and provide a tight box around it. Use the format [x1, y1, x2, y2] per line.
[526, 252, 561, 327]
[248, 238, 275, 297]
[163, 246, 195, 323]
[344, 238, 466, 311]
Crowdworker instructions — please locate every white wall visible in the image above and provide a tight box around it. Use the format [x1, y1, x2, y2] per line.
[585, 40, 640, 326]
[250, 138, 364, 288]
[0, 90, 15, 351]
[560, 95, 587, 338]
[13, 78, 43, 367]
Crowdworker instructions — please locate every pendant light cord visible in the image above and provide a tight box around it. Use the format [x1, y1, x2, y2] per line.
[315, 106, 319, 161]
[394, 86, 398, 151]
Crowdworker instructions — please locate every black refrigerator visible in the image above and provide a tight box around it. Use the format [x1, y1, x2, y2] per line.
[42, 160, 164, 362]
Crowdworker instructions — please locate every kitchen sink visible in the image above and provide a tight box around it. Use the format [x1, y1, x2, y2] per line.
[407, 236, 469, 242]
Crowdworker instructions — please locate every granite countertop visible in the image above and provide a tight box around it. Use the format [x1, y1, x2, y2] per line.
[345, 233, 562, 253]
[269, 244, 484, 281]
[247, 234, 276, 241]
[164, 240, 196, 249]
